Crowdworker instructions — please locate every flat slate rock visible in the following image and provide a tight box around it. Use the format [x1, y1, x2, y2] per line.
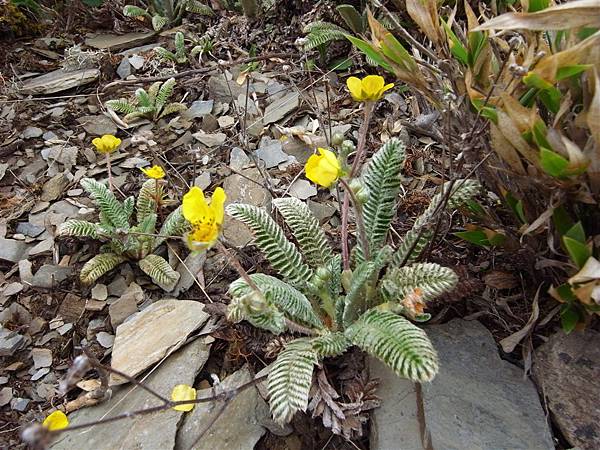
[263, 92, 299, 125]
[20, 69, 100, 95]
[77, 115, 118, 136]
[222, 168, 272, 247]
[85, 32, 156, 51]
[0, 238, 30, 263]
[533, 329, 600, 450]
[51, 339, 211, 450]
[371, 319, 554, 450]
[110, 300, 209, 385]
[176, 366, 269, 450]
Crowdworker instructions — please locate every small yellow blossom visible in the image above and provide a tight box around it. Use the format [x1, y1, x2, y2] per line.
[140, 165, 166, 179]
[182, 186, 226, 251]
[171, 384, 197, 412]
[42, 410, 69, 431]
[346, 75, 394, 102]
[92, 135, 122, 154]
[305, 148, 342, 188]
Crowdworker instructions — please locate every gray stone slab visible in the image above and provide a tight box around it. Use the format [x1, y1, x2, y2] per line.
[533, 329, 600, 450]
[263, 92, 299, 124]
[20, 69, 100, 95]
[109, 300, 209, 385]
[30, 265, 72, 288]
[51, 338, 211, 450]
[176, 366, 269, 450]
[222, 168, 271, 247]
[371, 319, 554, 450]
[85, 32, 156, 51]
[0, 238, 30, 263]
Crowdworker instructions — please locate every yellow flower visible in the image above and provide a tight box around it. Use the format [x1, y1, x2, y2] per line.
[92, 135, 122, 154]
[182, 186, 226, 251]
[140, 165, 166, 179]
[305, 148, 342, 188]
[346, 75, 394, 102]
[42, 410, 69, 431]
[171, 384, 197, 412]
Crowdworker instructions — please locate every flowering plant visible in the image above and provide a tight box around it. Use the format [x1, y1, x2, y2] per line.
[223, 74, 480, 427]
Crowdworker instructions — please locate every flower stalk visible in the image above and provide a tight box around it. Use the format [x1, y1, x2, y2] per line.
[341, 101, 375, 269]
[339, 177, 370, 263]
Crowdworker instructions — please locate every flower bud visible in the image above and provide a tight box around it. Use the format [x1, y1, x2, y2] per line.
[340, 140, 356, 156]
[241, 291, 267, 314]
[316, 266, 331, 281]
[331, 132, 345, 146]
[356, 188, 370, 204]
[348, 178, 363, 193]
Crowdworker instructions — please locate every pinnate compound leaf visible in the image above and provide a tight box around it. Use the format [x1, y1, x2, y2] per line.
[226, 203, 313, 286]
[268, 339, 318, 424]
[57, 220, 101, 239]
[272, 197, 334, 268]
[138, 254, 180, 291]
[80, 178, 129, 229]
[358, 138, 405, 261]
[345, 309, 438, 382]
[80, 253, 126, 285]
[382, 263, 458, 302]
[229, 274, 323, 328]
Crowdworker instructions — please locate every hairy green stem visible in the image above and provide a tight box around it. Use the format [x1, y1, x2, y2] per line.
[339, 177, 370, 263]
[341, 102, 374, 270]
[106, 153, 114, 192]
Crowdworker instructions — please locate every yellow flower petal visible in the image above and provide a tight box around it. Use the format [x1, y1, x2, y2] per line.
[346, 75, 393, 102]
[140, 165, 166, 179]
[92, 137, 105, 152]
[92, 135, 122, 154]
[182, 187, 227, 251]
[171, 384, 196, 412]
[210, 187, 226, 226]
[182, 187, 210, 224]
[305, 148, 341, 188]
[346, 77, 363, 102]
[362, 75, 385, 99]
[381, 82, 395, 94]
[42, 410, 69, 431]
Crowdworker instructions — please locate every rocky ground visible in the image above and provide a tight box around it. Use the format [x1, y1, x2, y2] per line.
[1, 3, 599, 450]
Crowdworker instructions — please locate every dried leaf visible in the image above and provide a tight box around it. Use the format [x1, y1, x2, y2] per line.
[499, 286, 540, 353]
[309, 368, 380, 439]
[533, 31, 600, 83]
[586, 70, 600, 192]
[406, 0, 442, 45]
[569, 256, 600, 285]
[496, 110, 539, 165]
[500, 92, 539, 133]
[474, 0, 600, 31]
[521, 205, 554, 237]
[587, 68, 600, 146]
[484, 270, 519, 290]
[366, 9, 434, 101]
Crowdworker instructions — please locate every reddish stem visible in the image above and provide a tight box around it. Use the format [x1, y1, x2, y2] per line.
[341, 102, 374, 270]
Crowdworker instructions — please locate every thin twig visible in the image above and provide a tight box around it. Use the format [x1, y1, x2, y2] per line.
[186, 399, 228, 450]
[102, 52, 296, 91]
[215, 239, 260, 292]
[53, 374, 268, 435]
[90, 355, 170, 405]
